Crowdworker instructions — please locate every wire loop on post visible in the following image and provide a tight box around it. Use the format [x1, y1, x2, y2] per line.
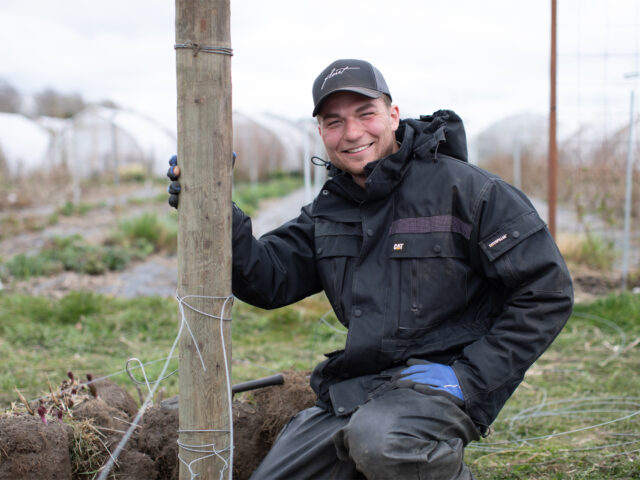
[174, 41, 234, 57]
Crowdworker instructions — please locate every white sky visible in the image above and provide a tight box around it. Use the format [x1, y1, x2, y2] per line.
[1, 0, 639, 138]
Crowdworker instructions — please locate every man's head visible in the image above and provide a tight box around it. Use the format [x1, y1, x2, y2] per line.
[313, 59, 399, 188]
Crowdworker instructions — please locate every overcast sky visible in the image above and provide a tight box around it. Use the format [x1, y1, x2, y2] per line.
[1, 0, 639, 137]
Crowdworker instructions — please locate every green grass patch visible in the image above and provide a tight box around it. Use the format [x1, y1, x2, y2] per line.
[108, 212, 177, 255]
[0, 292, 180, 406]
[57, 200, 99, 217]
[1, 288, 639, 478]
[232, 171, 304, 216]
[467, 293, 640, 479]
[0, 291, 335, 408]
[2, 213, 178, 281]
[3, 235, 140, 279]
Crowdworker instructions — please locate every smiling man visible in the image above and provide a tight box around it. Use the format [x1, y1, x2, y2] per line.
[170, 59, 574, 479]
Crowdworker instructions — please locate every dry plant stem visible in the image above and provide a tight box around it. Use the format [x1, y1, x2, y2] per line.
[13, 387, 34, 415]
[48, 381, 62, 407]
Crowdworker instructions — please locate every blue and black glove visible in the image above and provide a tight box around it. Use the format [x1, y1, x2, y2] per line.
[167, 155, 181, 208]
[167, 153, 236, 209]
[396, 359, 464, 403]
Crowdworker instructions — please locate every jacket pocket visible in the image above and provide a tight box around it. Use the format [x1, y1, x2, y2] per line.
[386, 232, 470, 338]
[315, 222, 361, 323]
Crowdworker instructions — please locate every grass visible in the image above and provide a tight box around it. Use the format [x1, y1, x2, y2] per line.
[466, 293, 640, 479]
[0, 292, 180, 406]
[557, 232, 618, 272]
[0, 212, 59, 240]
[58, 200, 97, 217]
[232, 171, 304, 216]
[108, 211, 178, 254]
[0, 291, 339, 406]
[2, 213, 177, 281]
[1, 290, 639, 478]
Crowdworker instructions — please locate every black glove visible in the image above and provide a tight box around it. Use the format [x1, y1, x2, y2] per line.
[166, 153, 236, 209]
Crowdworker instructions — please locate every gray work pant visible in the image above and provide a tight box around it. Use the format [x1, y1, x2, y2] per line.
[249, 387, 480, 479]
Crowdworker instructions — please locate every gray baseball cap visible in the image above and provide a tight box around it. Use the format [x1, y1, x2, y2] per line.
[312, 59, 392, 117]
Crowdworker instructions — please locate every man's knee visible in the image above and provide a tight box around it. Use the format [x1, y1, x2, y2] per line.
[334, 407, 387, 468]
[333, 390, 474, 479]
[340, 419, 466, 479]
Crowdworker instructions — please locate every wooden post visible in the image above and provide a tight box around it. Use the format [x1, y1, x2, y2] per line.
[175, 1, 233, 478]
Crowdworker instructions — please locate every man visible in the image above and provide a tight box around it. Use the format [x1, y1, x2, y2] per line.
[169, 59, 573, 479]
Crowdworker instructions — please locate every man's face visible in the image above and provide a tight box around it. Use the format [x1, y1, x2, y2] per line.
[317, 91, 400, 188]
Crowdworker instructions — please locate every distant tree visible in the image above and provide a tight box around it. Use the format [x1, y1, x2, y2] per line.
[0, 79, 22, 113]
[34, 88, 86, 118]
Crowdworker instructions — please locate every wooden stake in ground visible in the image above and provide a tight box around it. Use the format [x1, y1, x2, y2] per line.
[174, 0, 233, 478]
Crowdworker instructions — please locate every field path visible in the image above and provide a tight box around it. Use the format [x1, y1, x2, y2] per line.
[6, 187, 309, 298]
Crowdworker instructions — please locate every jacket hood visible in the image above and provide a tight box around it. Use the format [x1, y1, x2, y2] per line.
[403, 109, 468, 163]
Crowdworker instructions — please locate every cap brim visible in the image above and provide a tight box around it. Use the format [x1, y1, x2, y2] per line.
[312, 87, 383, 117]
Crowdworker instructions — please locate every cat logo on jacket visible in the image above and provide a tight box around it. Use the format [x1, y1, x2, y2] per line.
[393, 243, 405, 251]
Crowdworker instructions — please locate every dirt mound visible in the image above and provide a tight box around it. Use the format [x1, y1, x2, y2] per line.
[235, 370, 315, 478]
[135, 403, 179, 479]
[0, 414, 73, 479]
[0, 371, 315, 480]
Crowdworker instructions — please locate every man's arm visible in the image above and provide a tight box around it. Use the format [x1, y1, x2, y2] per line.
[167, 155, 323, 309]
[453, 179, 573, 431]
[231, 203, 323, 308]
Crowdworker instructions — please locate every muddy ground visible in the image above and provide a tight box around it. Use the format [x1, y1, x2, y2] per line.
[0, 372, 316, 479]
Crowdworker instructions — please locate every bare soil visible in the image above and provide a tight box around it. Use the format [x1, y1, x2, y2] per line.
[1, 372, 315, 479]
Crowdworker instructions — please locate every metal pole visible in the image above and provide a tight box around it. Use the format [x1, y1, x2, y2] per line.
[622, 89, 635, 291]
[548, 0, 558, 239]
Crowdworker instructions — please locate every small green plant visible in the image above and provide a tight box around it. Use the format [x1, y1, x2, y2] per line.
[110, 213, 177, 254]
[4, 251, 64, 278]
[58, 201, 94, 217]
[233, 171, 303, 216]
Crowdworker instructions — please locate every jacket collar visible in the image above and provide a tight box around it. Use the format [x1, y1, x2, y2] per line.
[361, 120, 416, 200]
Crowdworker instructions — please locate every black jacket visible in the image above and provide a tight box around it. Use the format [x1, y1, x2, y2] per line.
[232, 110, 573, 433]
